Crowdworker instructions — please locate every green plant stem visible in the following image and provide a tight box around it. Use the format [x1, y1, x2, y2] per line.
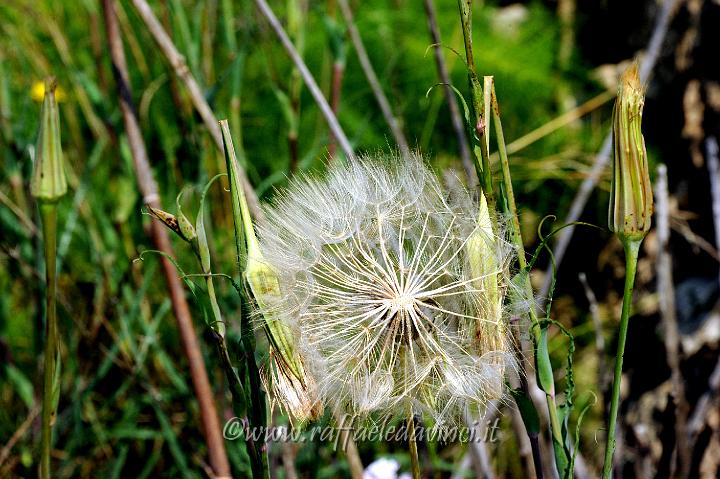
[39, 203, 58, 479]
[491, 79, 565, 477]
[240, 289, 270, 479]
[407, 405, 421, 479]
[602, 237, 641, 478]
[455, 0, 493, 206]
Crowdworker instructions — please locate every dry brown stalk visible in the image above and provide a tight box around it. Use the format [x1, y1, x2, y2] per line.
[655, 164, 691, 477]
[102, 1, 230, 477]
[336, 0, 409, 154]
[129, 0, 261, 220]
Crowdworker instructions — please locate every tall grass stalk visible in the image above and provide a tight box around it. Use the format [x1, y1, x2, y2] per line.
[336, 0, 409, 154]
[31, 78, 67, 479]
[407, 407, 421, 479]
[130, 0, 261, 219]
[255, 0, 354, 160]
[102, 2, 231, 475]
[488, 77, 564, 477]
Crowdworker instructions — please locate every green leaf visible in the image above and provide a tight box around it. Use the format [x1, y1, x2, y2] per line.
[535, 324, 554, 396]
[510, 388, 540, 435]
[4, 364, 34, 410]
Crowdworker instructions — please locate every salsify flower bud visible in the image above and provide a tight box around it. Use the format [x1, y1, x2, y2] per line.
[220, 119, 321, 422]
[258, 153, 515, 424]
[31, 77, 67, 203]
[245, 218, 322, 422]
[465, 191, 508, 386]
[609, 63, 653, 241]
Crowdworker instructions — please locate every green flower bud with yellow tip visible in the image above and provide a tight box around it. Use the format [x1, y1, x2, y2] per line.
[609, 63, 653, 242]
[31, 77, 67, 203]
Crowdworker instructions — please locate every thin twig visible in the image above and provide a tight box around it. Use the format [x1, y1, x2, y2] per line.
[706, 136, 720, 287]
[687, 137, 720, 447]
[502, 90, 615, 156]
[655, 164, 691, 477]
[579, 271, 608, 420]
[0, 189, 37, 236]
[688, 346, 720, 438]
[539, 0, 683, 303]
[101, 2, 231, 477]
[336, 0, 409, 154]
[254, 0, 354, 160]
[129, 0, 261, 220]
[0, 405, 40, 469]
[422, 0, 473, 181]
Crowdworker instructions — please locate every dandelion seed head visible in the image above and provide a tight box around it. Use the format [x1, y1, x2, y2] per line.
[257, 152, 517, 424]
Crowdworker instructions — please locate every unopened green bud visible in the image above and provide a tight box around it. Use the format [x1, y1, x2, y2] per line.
[467, 191, 500, 320]
[466, 191, 505, 359]
[31, 78, 67, 203]
[246, 229, 320, 421]
[220, 119, 319, 420]
[609, 63, 653, 241]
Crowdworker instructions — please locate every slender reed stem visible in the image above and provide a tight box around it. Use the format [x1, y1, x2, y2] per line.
[39, 203, 58, 479]
[336, 0, 409, 154]
[255, 0, 354, 160]
[655, 164, 691, 477]
[407, 405, 421, 479]
[130, 0, 261, 220]
[490, 79, 562, 477]
[602, 238, 641, 478]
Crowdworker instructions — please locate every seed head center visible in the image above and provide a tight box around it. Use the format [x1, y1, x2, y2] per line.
[389, 292, 416, 311]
